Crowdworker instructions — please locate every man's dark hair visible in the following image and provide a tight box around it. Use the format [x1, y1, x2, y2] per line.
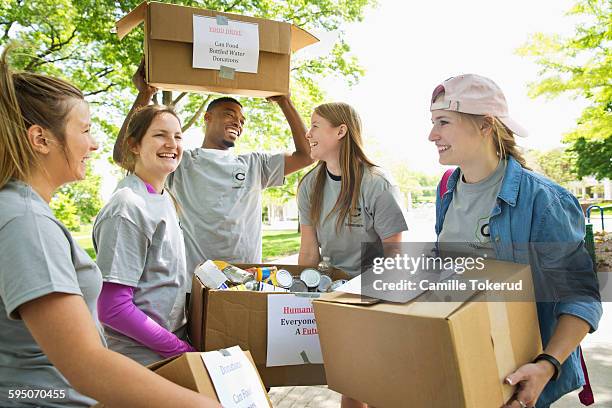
[206, 97, 242, 112]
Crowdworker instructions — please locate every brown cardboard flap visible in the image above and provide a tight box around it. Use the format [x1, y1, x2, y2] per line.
[116, 1, 147, 40]
[147, 2, 292, 54]
[316, 291, 380, 305]
[290, 25, 319, 52]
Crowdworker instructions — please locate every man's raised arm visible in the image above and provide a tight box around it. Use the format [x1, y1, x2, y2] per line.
[268, 95, 313, 175]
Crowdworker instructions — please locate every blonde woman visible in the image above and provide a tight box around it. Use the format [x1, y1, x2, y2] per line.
[0, 48, 219, 407]
[430, 74, 601, 408]
[298, 103, 407, 408]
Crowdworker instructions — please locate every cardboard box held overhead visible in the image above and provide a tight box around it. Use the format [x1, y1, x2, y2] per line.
[116, 1, 318, 97]
[313, 259, 543, 408]
[188, 263, 347, 387]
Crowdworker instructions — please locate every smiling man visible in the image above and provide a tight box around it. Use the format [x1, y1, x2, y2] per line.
[114, 63, 313, 278]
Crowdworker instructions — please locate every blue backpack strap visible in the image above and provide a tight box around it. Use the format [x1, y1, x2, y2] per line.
[439, 168, 455, 199]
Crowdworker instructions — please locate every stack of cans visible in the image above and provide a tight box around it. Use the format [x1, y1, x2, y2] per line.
[195, 260, 348, 293]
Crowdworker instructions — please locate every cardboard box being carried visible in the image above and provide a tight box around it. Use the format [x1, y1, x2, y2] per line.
[116, 1, 318, 97]
[93, 350, 271, 407]
[188, 263, 347, 387]
[313, 259, 543, 408]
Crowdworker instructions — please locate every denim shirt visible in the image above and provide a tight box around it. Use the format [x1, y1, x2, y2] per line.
[435, 156, 602, 407]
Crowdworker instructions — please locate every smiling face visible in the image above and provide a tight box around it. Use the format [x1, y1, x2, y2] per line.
[428, 109, 488, 166]
[44, 99, 97, 184]
[203, 101, 245, 149]
[131, 112, 183, 180]
[306, 112, 345, 162]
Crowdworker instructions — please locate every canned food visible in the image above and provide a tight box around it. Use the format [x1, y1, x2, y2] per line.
[274, 269, 294, 288]
[317, 274, 333, 292]
[289, 277, 308, 293]
[330, 279, 348, 292]
[247, 266, 293, 289]
[248, 266, 278, 281]
[300, 268, 321, 289]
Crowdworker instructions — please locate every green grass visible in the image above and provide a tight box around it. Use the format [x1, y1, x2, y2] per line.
[262, 230, 301, 261]
[72, 225, 300, 262]
[591, 202, 612, 215]
[72, 224, 96, 259]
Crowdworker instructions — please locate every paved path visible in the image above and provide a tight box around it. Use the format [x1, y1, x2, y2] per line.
[268, 206, 612, 407]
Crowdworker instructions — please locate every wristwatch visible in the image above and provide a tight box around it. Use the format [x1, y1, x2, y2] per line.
[533, 353, 562, 381]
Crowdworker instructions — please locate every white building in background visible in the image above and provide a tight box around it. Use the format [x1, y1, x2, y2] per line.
[567, 178, 612, 201]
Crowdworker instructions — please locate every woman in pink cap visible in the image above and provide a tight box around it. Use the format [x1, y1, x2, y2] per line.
[429, 74, 601, 408]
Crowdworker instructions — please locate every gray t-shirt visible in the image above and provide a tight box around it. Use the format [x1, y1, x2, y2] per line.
[0, 180, 105, 407]
[298, 165, 408, 277]
[93, 174, 188, 365]
[439, 160, 505, 258]
[167, 148, 285, 277]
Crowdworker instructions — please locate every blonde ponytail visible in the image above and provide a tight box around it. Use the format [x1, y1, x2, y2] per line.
[0, 45, 84, 189]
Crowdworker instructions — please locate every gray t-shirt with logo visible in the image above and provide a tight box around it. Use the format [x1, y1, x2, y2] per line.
[93, 174, 188, 365]
[439, 160, 505, 258]
[167, 148, 285, 278]
[298, 166, 408, 277]
[0, 180, 106, 407]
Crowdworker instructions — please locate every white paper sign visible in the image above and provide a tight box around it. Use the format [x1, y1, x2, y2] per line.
[266, 294, 323, 367]
[193, 15, 259, 73]
[201, 346, 269, 408]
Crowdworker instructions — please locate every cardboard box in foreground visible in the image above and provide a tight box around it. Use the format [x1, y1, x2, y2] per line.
[189, 263, 347, 387]
[313, 259, 543, 408]
[116, 1, 318, 97]
[93, 350, 271, 407]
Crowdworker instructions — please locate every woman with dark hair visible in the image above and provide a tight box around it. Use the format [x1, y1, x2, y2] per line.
[93, 104, 195, 365]
[0, 47, 218, 407]
[430, 74, 602, 408]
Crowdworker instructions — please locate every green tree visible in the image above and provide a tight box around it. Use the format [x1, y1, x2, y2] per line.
[1, 0, 375, 212]
[50, 192, 81, 231]
[55, 163, 103, 224]
[517, 0, 611, 179]
[534, 148, 577, 186]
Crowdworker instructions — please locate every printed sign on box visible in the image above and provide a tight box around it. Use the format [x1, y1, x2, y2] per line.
[201, 346, 270, 408]
[193, 15, 259, 73]
[266, 294, 323, 367]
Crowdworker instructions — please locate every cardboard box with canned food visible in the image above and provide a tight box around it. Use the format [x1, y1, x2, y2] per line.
[313, 259, 543, 408]
[93, 348, 271, 407]
[188, 263, 348, 387]
[116, 1, 318, 97]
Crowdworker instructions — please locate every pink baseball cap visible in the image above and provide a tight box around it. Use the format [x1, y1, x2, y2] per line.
[430, 74, 528, 138]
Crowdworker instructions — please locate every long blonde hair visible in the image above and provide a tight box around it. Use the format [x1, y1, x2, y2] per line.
[462, 113, 531, 169]
[300, 102, 376, 233]
[0, 46, 84, 189]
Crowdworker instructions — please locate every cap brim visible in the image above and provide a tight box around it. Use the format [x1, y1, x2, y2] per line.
[499, 116, 528, 138]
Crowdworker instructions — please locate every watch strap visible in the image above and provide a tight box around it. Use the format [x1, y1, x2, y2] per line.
[533, 353, 562, 381]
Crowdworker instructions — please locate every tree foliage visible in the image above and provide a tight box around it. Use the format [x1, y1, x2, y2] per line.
[534, 148, 577, 186]
[517, 0, 611, 179]
[1, 0, 375, 216]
